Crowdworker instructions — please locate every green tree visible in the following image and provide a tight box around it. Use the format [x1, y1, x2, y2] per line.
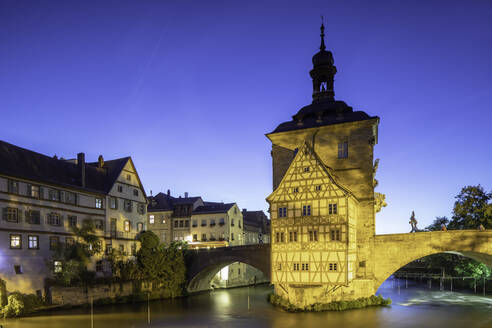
[448, 185, 491, 230]
[425, 216, 449, 231]
[51, 218, 101, 286]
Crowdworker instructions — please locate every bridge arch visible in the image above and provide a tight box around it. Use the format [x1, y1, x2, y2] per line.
[185, 244, 271, 293]
[373, 231, 492, 291]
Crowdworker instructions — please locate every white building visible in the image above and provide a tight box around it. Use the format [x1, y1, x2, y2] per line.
[0, 140, 147, 294]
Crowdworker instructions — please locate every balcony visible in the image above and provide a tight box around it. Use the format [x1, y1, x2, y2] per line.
[110, 231, 138, 240]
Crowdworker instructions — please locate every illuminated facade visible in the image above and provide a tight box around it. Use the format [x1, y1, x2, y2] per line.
[266, 24, 380, 306]
[0, 141, 147, 294]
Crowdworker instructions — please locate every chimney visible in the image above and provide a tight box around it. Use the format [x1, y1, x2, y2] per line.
[77, 152, 85, 188]
[167, 189, 170, 196]
[184, 192, 188, 198]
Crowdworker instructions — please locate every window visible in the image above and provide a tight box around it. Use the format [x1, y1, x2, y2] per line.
[49, 236, 59, 250]
[47, 213, 62, 226]
[133, 189, 139, 196]
[117, 185, 123, 193]
[4, 207, 19, 222]
[119, 244, 125, 254]
[96, 261, 103, 272]
[28, 184, 40, 198]
[126, 174, 131, 181]
[329, 203, 338, 215]
[201, 219, 207, 227]
[10, 234, 21, 249]
[28, 235, 39, 249]
[179, 220, 184, 228]
[105, 242, 112, 255]
[110, 197, 118, 209]
[231, 233, 234, 241]
[280, 232, 284, 242]
[124, 220, 131, 232]
[131, 243, 137, 256]
[302, 263, 309, 271]
[304, 167, 310, 172]
[53, 261, 63, 273]
[95, 198, 103, 209]
[309, 230, 318, 242]
[162, 217, 167, 224]
[8, 180, 19, 194]
[137, 203, 145, 214]
[184, 220, 189, 228]
[331, 229, 341, 241]
[302, 205, 311, 216]
[14, 265, 22, 274]
[48, 189, 60, 201]
[66, 237, 74, 247]
[210, 219, 216, 226]
[201, 233, 206, 241]
[329, 263, 338, 271]
[137, 222, 144, 232]
[231, 219, 235, 227]
[276, 263, 282, 271]
[219, 218, 225, 226]
[338, 142, 348, 158]
[174, 220, 179, 228]
[124, 200, 132, 212]
[149, 215, 155, 224]
[278, 207, 287, 218]
[193, 234, 198, 242]
[293, 263, 300, 271]
[293, 187, 299, 193]
[67, 192, 77, 204]
[289, 231, 298, 242]
[192, 220, 197, 227]
[95, 219, 104, 230]
[315, 185, 322, 191]
[26, 210, 41, 224]
[275, 232, 280, 243]
[68, 216, 77, 228]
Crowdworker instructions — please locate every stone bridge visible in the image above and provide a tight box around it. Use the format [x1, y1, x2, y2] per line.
[185, 231, 492, 294]
[374, 230, 492, 290]
[185, 244, 271, 293]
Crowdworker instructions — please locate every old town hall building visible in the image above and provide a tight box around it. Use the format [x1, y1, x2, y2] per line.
[266, 24, 380, 306]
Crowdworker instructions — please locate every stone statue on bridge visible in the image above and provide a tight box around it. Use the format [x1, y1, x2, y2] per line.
[409, 211, 419, 233]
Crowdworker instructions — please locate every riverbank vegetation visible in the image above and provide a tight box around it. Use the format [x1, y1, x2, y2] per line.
[268, 293, 391, 312]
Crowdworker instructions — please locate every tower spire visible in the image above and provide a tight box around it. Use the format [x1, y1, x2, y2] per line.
[320, 17, 326, 51]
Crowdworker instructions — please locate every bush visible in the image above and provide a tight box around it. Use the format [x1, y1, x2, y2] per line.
[268, 293, 391, 312]
[0, 292, 44, 318]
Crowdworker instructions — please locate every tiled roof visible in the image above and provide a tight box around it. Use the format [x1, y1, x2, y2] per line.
[147, 192, 203, 212]
[269, 99, 378, 134]
[192, 203, 235, 215]
[0, 140, 129, 194]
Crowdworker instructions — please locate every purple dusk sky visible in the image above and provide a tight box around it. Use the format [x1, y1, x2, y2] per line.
[1, 1, 491, 234]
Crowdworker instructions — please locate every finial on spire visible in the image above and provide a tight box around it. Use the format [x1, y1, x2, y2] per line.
[320, 16, 326, 51]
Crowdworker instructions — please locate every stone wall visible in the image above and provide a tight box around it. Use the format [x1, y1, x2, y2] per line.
[49, 282, 151, 306]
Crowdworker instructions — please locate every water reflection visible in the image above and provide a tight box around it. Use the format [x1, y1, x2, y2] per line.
[2, 280, 492, 328]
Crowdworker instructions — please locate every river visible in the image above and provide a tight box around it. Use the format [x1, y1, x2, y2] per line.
[2, 279, 492, 328]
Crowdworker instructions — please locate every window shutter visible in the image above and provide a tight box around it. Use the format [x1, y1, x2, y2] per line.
[60, 214, 64, 226]
[25, 209, 30, 223]
[2, 208, 6, 221]
[27, 184, 32, 197]
[17, 209, 22, 222]
[39, 186, 44, 199]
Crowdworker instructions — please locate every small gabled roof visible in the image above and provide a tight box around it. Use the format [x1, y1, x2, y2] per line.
[192, 203, 236, 215]
[266, 141, 356, 202]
